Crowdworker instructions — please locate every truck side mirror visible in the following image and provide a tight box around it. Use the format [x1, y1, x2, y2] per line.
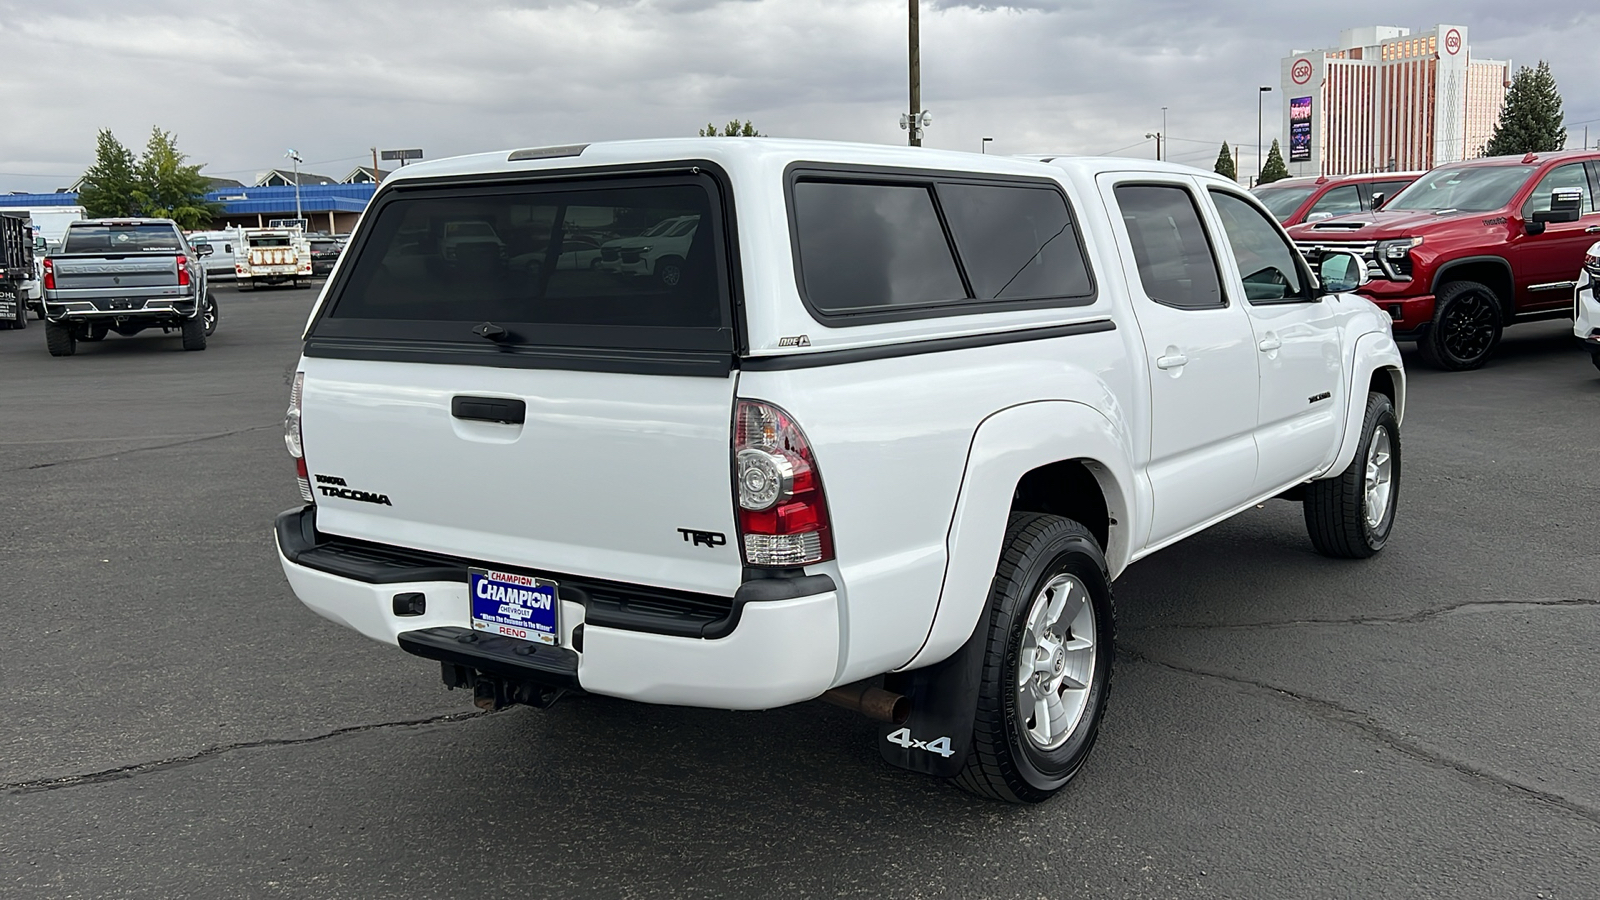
[1369, 191, 1386, 210]
[1318, 251, 1370, 294]
[1530, 187, 1584, 231]
[194, 243, 215, 257]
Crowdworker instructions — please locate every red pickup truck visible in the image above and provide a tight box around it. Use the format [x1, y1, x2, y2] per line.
[1289, 151, 1600, 370]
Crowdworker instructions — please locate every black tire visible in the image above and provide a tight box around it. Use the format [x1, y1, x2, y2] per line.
[656, 256, 685, 288]
[952, 512, 1115, 804]
[1591, 351, 1600, 374]
[202, 292, 219, 336]
[82, 323, 108, 342]
[45, 320, 76, 356]
[180, 313, 207, 351]
[1417, 280, 1502, 370]
[1304, 392, 1400, 559]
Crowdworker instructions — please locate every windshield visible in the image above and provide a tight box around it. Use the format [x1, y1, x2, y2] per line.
[1384, 165, 1536, 213]
[1252, 185, 1317, 222]
[639, 217, 681, 237]
[61, 224, 182, 253]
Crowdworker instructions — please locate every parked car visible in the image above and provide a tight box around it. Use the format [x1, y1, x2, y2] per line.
[41, 218, 216, 355]
[276, 139, 1404, 804]
[1253, 171, 1422, 226]
[598, 215, 700, 285]
[1289, 150, 1600, 370]
[1578, 241, 1600, 373]
[309, 236, 343, 276]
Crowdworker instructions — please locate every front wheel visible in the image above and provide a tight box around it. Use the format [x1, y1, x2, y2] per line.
[202, 292, 219, 336]
[1304, 392, 1400, 558]
[952, 513, 1115, 804]
[1417, 280, 1502, 370]
[655, 256, 684, 288]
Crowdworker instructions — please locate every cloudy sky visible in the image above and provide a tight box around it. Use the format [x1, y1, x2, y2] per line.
[0, 0, 1594, 193]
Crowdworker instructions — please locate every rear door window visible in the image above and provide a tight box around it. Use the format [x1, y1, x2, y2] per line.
[1112, 184, 1225, 310]
[1305, 185, 1361, 219]
[310, 174, 734, 373]
[789, 174, 1095, 321]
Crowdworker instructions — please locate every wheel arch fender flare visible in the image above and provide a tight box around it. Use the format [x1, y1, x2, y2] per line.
[1430, 255, 1515, 316]
[900, 399, 1137, 673]
[1326, 330, 1405, 477]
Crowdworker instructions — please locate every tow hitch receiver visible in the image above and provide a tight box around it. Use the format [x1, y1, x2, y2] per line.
[399, 626, 580, 710]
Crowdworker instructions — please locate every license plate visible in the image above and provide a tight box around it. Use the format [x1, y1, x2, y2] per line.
[108, 298, 134, 310]
[468, 568, 559, 645]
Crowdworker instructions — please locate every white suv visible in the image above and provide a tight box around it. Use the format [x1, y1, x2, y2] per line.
[276, 139, 1405, 803]
[1578, 241, 1600, 373]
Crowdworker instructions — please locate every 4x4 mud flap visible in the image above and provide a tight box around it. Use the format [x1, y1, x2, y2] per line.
[879, 626, 986, 777]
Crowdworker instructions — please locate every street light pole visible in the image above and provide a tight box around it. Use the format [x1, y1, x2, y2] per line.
[285, 149, 303, 223]
[1257, 86, 1272, 183]
[1161, 106, 1167, 160]
[981, 137, 993, 154]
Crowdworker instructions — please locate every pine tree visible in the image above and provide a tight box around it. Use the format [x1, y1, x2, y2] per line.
[1484, 61, 1566, 156]
[698, 119, 764, 137]
[131, 128, 218, 229]
[1214, 142, 1237, 181]
[77, 130, 141, 218]
[1259, 139, 1290, 185]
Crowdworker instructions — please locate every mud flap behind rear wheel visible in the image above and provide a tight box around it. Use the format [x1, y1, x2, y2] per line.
[879, 626, 985, 777]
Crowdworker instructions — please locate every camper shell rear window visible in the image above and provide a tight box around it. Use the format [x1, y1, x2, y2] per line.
[306, 168, 738, 376]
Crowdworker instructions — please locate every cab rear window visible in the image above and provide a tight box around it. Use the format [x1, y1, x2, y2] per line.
[309, 173, 735, 375]
[61, 224, 182, 253]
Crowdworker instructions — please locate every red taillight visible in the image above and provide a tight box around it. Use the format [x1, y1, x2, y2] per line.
[176, 255, 190, 286]
[733, 399, 833, 567]
[286, 372, 313, 503]
[42, 258, 54, 290]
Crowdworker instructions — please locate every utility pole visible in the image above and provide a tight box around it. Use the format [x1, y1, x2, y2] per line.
[1161, 107, 1168, 159]
[371, 147, 381, 185]
[908, 0, 920, 147]
[1233, 144, 1241, 182]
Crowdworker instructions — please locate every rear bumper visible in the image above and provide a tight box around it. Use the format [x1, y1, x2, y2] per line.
[274, 506, 841, 709]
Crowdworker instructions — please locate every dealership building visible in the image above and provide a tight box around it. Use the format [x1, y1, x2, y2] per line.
[1280, 24, 1511, 176]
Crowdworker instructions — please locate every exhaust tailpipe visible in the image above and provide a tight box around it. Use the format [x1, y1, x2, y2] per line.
[821, 682, 910, 724]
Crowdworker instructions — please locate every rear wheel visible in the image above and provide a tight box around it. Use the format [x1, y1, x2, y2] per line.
[1417, 280, 1502, 370]
[952, 513, 1115, 804]
[45, 320, 76, 356]
[202, 292, 219, 336]
[181, 313, 207, 351]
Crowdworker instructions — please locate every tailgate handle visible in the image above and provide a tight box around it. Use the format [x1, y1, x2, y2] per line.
[452, 396, 526, 425]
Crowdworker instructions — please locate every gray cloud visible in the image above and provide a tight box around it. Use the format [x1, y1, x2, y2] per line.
[0, 0, 1592, 192]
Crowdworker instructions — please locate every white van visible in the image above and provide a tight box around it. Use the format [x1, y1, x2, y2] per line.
[187, 228, 241, 281]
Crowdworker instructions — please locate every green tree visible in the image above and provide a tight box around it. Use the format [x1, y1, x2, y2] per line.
[131, 128, 218, 229]
[1484, 61, 1566, 156]
[1259, 139, 1290, 185]
[698, 119, 764, 137]
[1214, 141, 1237, 181]
[76, 129, 141, 218]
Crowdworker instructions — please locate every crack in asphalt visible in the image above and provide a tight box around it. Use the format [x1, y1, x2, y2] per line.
[17, 424, 276, 471]
[1127, 597, 1600, 632]
[1122, 647, 1600, 829]
[1, 711, 487, 795]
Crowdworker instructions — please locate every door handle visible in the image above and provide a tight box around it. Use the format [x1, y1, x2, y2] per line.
[1586, 225, 1600, 233]
[1258, 336, 1283, 352]
[452, 396, 526, 424]
[1155, 353, 1189, 370]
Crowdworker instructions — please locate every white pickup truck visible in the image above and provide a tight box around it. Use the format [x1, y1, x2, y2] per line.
[276, 139, 1404, 803]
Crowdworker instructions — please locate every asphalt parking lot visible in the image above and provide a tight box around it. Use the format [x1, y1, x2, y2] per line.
[2, 283, 1598, 899]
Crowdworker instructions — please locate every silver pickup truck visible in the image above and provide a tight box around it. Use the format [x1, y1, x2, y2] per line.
[42, 218, 218, 356]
